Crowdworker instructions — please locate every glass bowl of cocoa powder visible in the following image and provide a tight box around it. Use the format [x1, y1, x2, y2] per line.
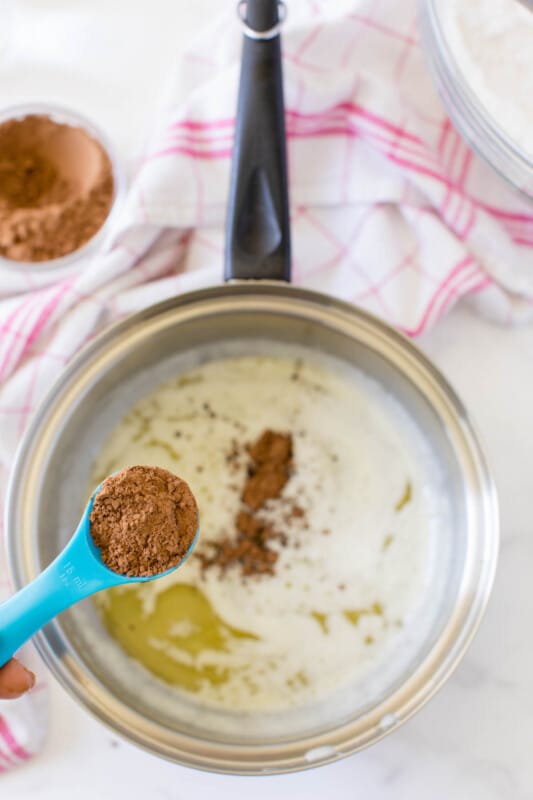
[0, 103, 125, 273]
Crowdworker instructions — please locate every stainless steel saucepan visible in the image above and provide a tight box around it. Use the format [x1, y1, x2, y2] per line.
[6, 0, 498, 775]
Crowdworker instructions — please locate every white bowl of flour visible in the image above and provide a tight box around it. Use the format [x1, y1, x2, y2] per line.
[420, 0, 533, 198]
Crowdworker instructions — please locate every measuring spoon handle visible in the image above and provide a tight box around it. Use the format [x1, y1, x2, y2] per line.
[0, 516, 117, 666]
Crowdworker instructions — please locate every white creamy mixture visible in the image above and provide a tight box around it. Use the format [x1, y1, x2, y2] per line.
[92, 354, 444, 711]
[440, 0, 533, 157]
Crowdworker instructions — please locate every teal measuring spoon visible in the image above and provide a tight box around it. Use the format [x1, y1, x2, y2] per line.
[0, 485, 199, 666]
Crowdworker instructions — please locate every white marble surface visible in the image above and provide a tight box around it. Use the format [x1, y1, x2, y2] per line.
[1, 1, 533, 797]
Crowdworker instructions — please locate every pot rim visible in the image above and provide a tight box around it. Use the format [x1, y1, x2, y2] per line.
[5, 282, 499, 774]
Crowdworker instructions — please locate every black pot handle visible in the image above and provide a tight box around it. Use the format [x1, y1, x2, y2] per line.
[224, 0, 291, 282]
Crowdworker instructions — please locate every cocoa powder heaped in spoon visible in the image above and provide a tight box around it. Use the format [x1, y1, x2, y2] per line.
[89, 466, 198, 578]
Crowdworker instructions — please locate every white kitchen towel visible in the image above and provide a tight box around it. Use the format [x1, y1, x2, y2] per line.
[0, 0, 532, 770]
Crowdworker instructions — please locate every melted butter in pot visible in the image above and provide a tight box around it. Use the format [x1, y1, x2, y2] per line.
[99, 583, 257, 691]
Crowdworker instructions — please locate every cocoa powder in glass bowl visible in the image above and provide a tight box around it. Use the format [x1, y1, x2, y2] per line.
[0, 106, 123, 268]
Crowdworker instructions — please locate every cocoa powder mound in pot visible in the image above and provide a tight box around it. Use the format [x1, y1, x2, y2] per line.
[0, 115, 114, 263]
[242, 430, 293, 511]
[197, 430, 298, 578]
[89, 466, 198, 578]
[200, 511, 288, 578]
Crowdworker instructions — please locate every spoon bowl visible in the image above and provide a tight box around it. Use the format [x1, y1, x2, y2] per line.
[0, 484, 199, 666]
